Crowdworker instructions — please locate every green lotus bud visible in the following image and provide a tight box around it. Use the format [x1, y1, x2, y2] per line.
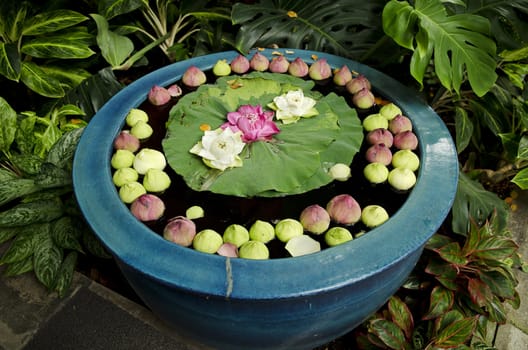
[182, 65, 207, 87]
[212, 59, 231, 76]
[363, 162, 389, 184]
[275, 218, 303, 242]
[309, 58, 332, 80]
[361, 205, 389, 228]
[333, 65, 352, 86]
[269, 56, 290, 73]
[249, 52, 270, 72]
[285, 235, 321, 257]
[223, 224, 250, 247]
[119, 181, 146, 204]
[389, 115, 413, 134]
[193, 229, 223, 254]
[379, 103, 402, 120]
[325, 227, 353, 247]
[217, 242, 238, 257]
[130, 194, 165, 221]
[346, 74, 371, 94]
[114, 131, 140, 152]
[365, 144, 392, 166]
[249, 220, 275, 243]
[163, 216, 196, 247]
[287, 57, 309, 77]
[111, 149, 135, 169]
[366, 128, 393, 147]
[393, 131, 418, 150]
[362, 113, 388, 132]
[143, 168, 171, 192]
[130, 120, 153, 140]
[392, 150, 420, 171]
[326, 194, 362, 225]
[328, 163, 351, 181]
[388, 167, 417, 191]
[239, 240, 269, 260]
[230, 55, 250, 74]
[352, 88, 375, 109]
[299, 204, 330, 234]
[186, 205, 204, 220]
[126, 108, 148, 127]
[133, 148, 166, 175]
[112, 167, 139, 187]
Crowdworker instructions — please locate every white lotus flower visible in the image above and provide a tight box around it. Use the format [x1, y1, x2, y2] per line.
[190, 128, 245, 171]
[271, 89, 317, 124]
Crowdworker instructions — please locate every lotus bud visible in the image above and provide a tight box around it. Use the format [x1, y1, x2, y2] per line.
[143, 168, 171, 192]
[393, 131, 418, 150]
[388, 167, 417, 191]
[366, 128, 393, 147]
[223, 224, 250, 247]
[287, 57, 309, 77]
[299, 204, 331, 234]
[389, 115, 413, 134]
[217, 242, 238, 257]
[230, 55, 250, 74]
[309, 58, 332, 80]
[379, 103, 402, 120]
[182, 65, 207, 87]
[269, 55, 290, 73]
[193, 229, 223, 254]
[238, 240, 269, 260]
[130, 120, 153, 140]
[285, 235, 321, 257]
[111, 149, 135, 169]
[249, 220, 275, 243]
[392, 150, 420, 171]
[328, 163, 351, 181]
[333, 65, 352, 86]
[163, 216, 196, 247]
[363, 162, 389, 184]
[148, 85, 171, 106]
[114, 131, 140, 152]
[326, 194, 362, 225]
[133, 148, 166, 175]
[361, 205, 389, 228]
[275, 218, 304, 242]
[212, 59, 231, 76]
[112, 167, 139, 187]
[346, 75, 371, 94]
[125, 108, 148, 127]
[325, 227, 353, 247]
[167, 84, 183, 97]
[119, 181, 146, 204]
[186, 205, 204, 220]
[352, 88, 375, 109]
[130, 194, 165, 221]
[362, 113, 388, 132]
[365, 144, 392, 165]
[250, 52, 270, 71]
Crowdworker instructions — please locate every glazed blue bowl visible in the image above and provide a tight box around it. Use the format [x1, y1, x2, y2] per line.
[73, 49, 458, 350]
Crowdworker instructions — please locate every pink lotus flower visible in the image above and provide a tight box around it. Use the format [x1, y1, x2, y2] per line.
[222, 105, 280, 143]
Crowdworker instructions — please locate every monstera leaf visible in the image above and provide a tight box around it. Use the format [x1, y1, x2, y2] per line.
[231, 0, 386, 59]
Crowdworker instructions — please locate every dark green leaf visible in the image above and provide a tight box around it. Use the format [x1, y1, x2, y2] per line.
[473, 236, 518, 262]
[34, 162, 72, 189]
[388, 296, 414, 339]
[501, 63, 528, 89]
[9, 153, 44, 175]
[3, 255, 34, 277]
[54, 251, 78, 298]
[0, 168, 18, 182]
[91, 13, 134, 67]
[486, 295, 507, 323]
[0, 42, 21, 81]
[82, 228, 112, 259]
[0, 225, 42, 264]
[435, 242, 468, 265]
[368, 318, 407, 349]
[455, 107, 473, 154]
[98, 0, 144, 20]
[0, 96, 17, 152]
[21, 32, 95, 59]
[518, 135, 528, 160]
[434, 309, 464, 334]
[22, 10, 88, 36]
[478, 269, 517, 299]
[426, 234, 453, 250]
[51, 216, 83, 253]
[434, 316, 477, 348]
[46, 127, 84, 169]
[40, 66, 91, 90]
[425, 258, 458, 290]
[468, 278, 493, 307]
[0, 198, 64, 227]
[20, 61, 65, 98]
[0, 227, 19, 244]
[0, 2, 28, 42]
[423, 286, 454, 320]
[33, 228, 63, 290]
[34, 123, 62, 158]
[0, 178, 40, 206]
[511, 167, 528, 190]
[14, 112, 37, 155]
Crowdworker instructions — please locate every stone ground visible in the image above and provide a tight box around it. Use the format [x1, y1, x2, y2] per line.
[1, 191, 527, 350]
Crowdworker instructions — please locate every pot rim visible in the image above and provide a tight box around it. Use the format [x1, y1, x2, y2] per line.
[73, 49, 458, 300]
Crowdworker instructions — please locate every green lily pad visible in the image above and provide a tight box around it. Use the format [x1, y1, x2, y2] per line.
[162, 72, 363, 198]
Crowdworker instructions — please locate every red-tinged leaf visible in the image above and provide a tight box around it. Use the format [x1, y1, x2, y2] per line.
[486, 296, 507, 324]
[468, 278, 493, 307]
[478, 268, 517, 299]
[473, 236, 518, 261]
[388, 296, 414, 339]
[462, 218, 481, 254]
[435, 242, 468, 265]
[423, 286, 454, 320]
[435, 275, 459, 291]
[425, 234, 453, 250]
[433, 316, 477, 348]
[369, 319, 407, 350]
[434, 309, 464, 334]
[425, 257, 458, 278]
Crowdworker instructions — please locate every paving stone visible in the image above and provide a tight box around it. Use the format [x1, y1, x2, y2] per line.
[494, 322, 528, 350]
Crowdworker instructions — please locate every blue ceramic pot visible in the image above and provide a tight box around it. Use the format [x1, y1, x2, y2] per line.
[73, 49, 458, 350]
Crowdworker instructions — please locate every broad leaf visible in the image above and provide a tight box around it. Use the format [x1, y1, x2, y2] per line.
[91, 13, 134, 68]
[21, 31, 95, 59]
[0, 227, 19, 244]
[46, 127, 84, 169]
[435, 242, 468, 265]
[511, 167, 528, 190]
[454, 107, 473, 154]
[485, 295, 507, 324]
[388, 296, 414, 339]
[39, 66, 91, 90]
[54, 251, 78, 297]
[0, 224, 42, 264]
[3, 256, 34, 277]
[34, 163, 72, 189]
[0, 96, 17, 152]
[33, 225, 63, 289]
[51, 217, 83, 253]
[468, 278, 493, 307]
[22, 10, 88, 36]
[478, 269, 517, 299]
[434, 309, 464, 334]
[0, 42, 21, 81]
[98, 0, 144, 20]
[434, 316, 477, 348]
[473, 236, 518, 262]
[368, 319, 407, 349]
[20, 61, 65, 98]
[423, 285, 454, 320]
[425, 258, 458, 290]
[425, 234, 453, 250]
[0, 178, 40, 206]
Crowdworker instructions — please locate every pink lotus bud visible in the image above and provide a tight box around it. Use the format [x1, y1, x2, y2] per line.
[309, 58, 332, 80]
[365, 144, 392, 165]
[366, 128, 393, 147]
[346, 75, 371, 94]
[389, 115, 413, 134]
[250, 52, 269, 71]
[269, 56, 290, 73]
[326, 194, 362, 225]
[217, 242, 239, 257]
[393, 131, 418, 150]
[163, 216, 196, 247]
[333, 65, 352, 86]
[182, 66, 207, 87]
[130, 194, 165, 221]
[288, 57, 309, 77]
[352, 88, 375, 109]
[114, 131, 140, 152]
[230, 55, 250, 74]
[299, 204, 331, 235]
[148, 85, 171, 106]
[167, 84, 183, 97]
